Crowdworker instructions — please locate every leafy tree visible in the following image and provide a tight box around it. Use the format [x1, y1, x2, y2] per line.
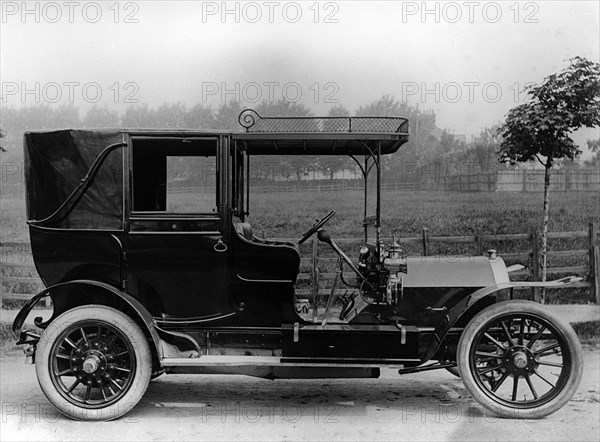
[154, 102, 188, 128]
[355, 96, 412, 179]
[355, 95, 410, 117]
[214, 100, 244, 131]
[48, 104, 81, 128]
[184, 104, 217, 129]
[122, 104, 157, 127]
[585, 137, 600, 166]
[253, 100, 314, 181]
[255, 99, 313, 118]
[327, 104, 350, 117]
[498, 57, 600, 300]
[320, 105, 352, 180]
[462, 125, 502, 174]
[438, 130, 465, 157]
[82, 106, 120, 128]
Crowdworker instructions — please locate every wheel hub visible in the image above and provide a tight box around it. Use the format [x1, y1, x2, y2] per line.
[504, 345, 535, 374]
[72, 347, 108, 383]
[82, 354, 102, 374]
[512, 351, 528, 369]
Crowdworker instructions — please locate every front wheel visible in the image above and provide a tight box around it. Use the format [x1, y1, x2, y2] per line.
[457, 300, 582, 419]
[35, 305, 152, 420]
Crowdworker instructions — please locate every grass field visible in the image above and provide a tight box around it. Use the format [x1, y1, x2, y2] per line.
[247, 190, 600, 238]
[2, 190, 599, 241]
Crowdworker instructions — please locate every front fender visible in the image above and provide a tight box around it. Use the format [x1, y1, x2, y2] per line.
[421, 276, 582, 362]
[12, 279, 163, 359]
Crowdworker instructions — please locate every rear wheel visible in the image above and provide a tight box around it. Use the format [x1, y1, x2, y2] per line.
[36, 305, 152, 420]
[457, 300, 582, 419]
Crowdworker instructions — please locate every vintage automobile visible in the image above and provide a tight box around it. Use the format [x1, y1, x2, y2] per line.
[13, 109, 583, 421]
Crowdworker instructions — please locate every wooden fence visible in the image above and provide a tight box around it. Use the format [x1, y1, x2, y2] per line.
[496, 169, 600, 192]
[292, 223, 599, 304]
[169, 168, 600, 194]
[1, 223, 598, 307]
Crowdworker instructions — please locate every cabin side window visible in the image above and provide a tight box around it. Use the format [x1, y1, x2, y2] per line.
[131, 137, 218, 214]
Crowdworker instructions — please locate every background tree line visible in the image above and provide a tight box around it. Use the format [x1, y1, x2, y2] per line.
[1, 95, 597, 191]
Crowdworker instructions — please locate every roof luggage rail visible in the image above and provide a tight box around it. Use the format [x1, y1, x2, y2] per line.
[238, 109, 409, 134]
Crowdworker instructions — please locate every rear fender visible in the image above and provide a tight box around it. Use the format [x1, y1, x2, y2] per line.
[12, 279, 163, 359]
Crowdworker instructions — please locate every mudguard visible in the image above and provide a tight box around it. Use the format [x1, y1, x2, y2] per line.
[421, 276, 582, 362]
[12, 279, 163, 359]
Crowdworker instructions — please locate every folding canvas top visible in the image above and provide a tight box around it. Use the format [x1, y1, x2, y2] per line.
[24, 129, 125, 229]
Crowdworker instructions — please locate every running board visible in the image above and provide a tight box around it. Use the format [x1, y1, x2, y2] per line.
[160, 355, 417, 368]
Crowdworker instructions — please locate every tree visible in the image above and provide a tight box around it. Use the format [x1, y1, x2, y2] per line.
[355, 96, 413, 179]
[498, 57, 600, 301]
[254, 100, 314, 181]
[463, 125, 502, 174]
[122, 104, 157, 127]
[184, 104, 217, 129]
[154, 102, 188, 128]
[214, 101, 244, 131]
[49, 104, 81, 128]
[320, 105, 352, 180]
[82, 106, 120, 128]
[0, 129, 6, 152]
[584, 137, 600, 166]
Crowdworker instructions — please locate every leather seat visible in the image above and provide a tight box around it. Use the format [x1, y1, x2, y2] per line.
[234, 222, 254, 241]
[233, 222, 299, 253]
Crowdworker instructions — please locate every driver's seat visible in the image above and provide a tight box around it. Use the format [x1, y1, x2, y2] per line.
[232, 221, 300, 286]
[234, 222, 299, 253]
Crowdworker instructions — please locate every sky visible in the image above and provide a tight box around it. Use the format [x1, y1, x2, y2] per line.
[1, 1, 599, 153]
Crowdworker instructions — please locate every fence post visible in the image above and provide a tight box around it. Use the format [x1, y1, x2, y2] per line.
[311, 237, 319, 322]
[530, 228, 540, 302]
[522, 169, 527, 192]
[589, 222, 600, 304]
[422, 227, 429, 257]
[476, 229, 483, 256]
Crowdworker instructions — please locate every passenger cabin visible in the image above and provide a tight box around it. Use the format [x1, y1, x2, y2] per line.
[23, 110, 409, 327]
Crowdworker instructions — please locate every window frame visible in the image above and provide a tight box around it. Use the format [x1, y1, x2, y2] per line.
[127, 135, 221, 219]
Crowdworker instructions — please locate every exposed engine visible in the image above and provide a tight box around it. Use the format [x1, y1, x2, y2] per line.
[357, 240, 407, 306]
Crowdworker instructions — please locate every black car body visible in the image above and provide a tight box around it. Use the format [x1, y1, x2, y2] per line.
[13, 110, 583, 420]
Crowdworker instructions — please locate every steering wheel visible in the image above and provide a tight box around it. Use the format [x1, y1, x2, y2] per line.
[298, 210, 336, 244]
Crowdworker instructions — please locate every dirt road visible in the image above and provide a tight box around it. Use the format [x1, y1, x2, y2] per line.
[1, 350, 599, 441]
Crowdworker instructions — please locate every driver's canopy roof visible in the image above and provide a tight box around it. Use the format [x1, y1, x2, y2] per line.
[232, 110, 408, 156]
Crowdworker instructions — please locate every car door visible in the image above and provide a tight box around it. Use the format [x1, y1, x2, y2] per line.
[125, 135, 234, 321]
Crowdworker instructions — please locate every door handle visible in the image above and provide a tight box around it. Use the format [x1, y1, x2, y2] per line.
[214, 239, 228, 253]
